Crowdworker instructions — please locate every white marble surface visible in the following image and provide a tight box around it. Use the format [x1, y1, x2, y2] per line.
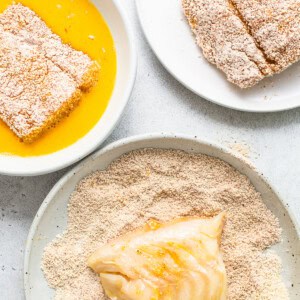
[0, 1, 299, 299]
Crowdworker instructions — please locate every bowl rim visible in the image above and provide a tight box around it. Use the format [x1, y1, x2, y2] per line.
[0, 0, 137, 177]
[24, 133, 300, 299]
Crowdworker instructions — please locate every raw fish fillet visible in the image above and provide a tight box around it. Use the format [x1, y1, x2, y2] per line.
[88, 212, 227, 300]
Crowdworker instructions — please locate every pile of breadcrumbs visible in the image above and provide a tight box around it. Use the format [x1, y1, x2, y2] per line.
[42, 149, 288, 300]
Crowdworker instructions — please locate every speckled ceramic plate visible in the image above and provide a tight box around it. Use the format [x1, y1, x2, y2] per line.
[136, 0, 300, 112]
[0, 0, 137, 176]
[24, 134, 300, 299]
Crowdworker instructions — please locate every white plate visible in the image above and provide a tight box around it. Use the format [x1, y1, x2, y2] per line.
[24, 134, 300, 300]
[0, 0, 137, 176]
[136, 0, 300, 112]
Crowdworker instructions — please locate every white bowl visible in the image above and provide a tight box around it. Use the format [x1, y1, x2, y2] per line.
[24, 134, 299, 300]
[0, 0, 137, 176]
[136, 0, 300, 112]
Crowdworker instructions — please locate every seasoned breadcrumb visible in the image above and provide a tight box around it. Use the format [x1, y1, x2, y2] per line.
[42, 149, 288, 300]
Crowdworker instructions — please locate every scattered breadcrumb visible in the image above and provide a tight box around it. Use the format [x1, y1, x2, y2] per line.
[42, 149, 288, 300]
[229, 142, 251, 158]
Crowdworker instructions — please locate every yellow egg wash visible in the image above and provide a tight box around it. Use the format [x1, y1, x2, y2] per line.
[0, 0, 116, 156]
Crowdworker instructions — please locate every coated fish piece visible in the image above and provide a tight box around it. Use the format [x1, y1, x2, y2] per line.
[183, 0, 300, 88]
[0, 4, 99, 143]
[182, 0, 272, 88]
[231, 0, 300, 72]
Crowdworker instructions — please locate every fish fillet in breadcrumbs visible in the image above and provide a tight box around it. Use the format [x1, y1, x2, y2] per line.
[182, 0, 300, 88]
[0, 4, 99, 143]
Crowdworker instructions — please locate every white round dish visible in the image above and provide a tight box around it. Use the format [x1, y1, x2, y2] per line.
[136, 0, 300, 112]
[24, 134, 299, 300]
[0, 0, 137, 176]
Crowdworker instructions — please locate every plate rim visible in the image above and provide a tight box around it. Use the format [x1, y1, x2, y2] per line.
[0, 0, 137, 177]
[135, 0, 300, 113]
[24, 133, 300, 299]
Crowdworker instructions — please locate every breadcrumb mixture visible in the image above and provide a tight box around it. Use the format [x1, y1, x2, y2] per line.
[42, 149, 288, 299]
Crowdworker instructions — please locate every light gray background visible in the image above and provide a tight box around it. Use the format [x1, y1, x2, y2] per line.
[0, 1, 299, 299]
